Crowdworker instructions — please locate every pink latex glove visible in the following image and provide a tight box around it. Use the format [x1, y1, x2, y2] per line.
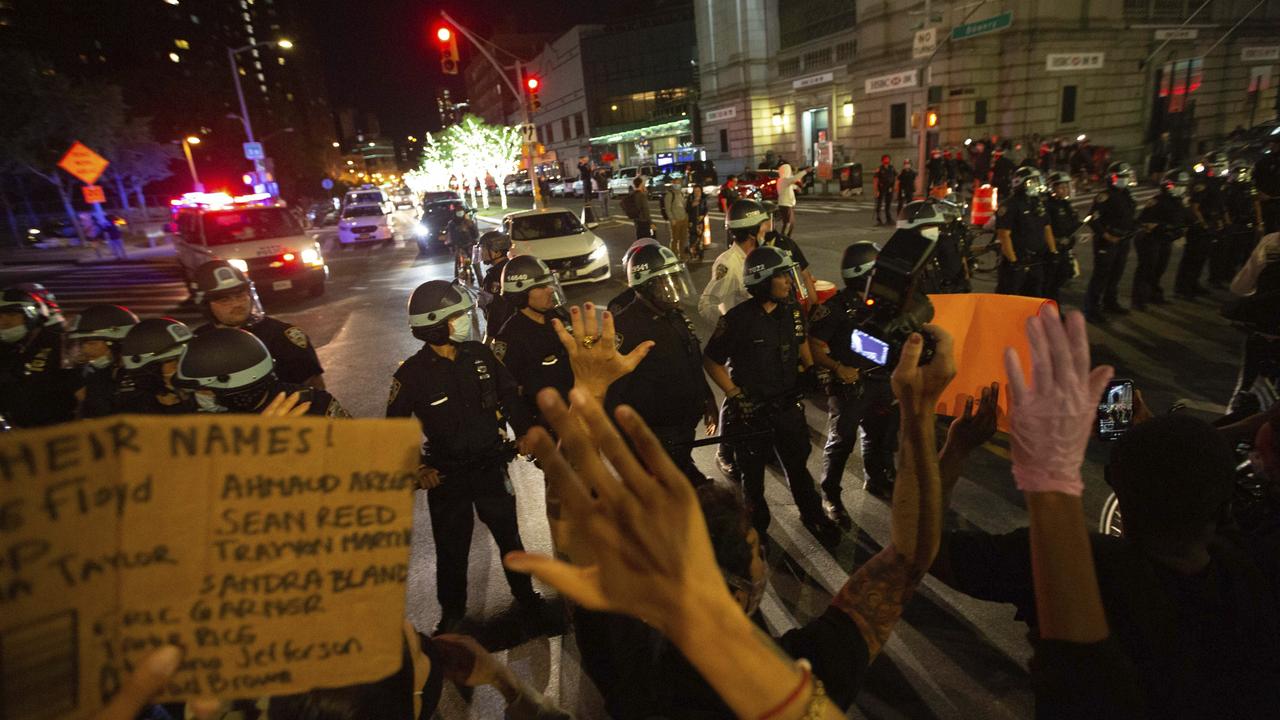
[1003, 306, 1114, 495]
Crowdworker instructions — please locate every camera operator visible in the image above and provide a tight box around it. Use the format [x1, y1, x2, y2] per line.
[809, 242, 899, 520]
[995, 167, 1058, 298]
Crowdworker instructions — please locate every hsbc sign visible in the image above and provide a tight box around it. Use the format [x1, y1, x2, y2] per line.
[865, 70, 917, 95]
[1045, 53, 1105, 71]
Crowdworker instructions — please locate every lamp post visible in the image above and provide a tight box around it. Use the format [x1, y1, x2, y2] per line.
[228, 38, 293, 195]
[180, 135, 204, 192]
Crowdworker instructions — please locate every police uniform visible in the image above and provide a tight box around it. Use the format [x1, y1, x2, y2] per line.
[479, 258, 516, 338]
[270, 382, 349, 417]
[896, 166, 918, 214]
[697, 243, 750, 325]
[927, 155, 949, 191]
[1218, 178, 1261, 284]
[77, 365, 120, 419]
[387, 341, 538, 620]
[703, 297, 828, 537]
[197, 316, 323, 386]
[1255, 151, 1280, 234]
[1043, 195, 1082, 302]
[808, 292, 898, 500]
[995, 192, 1052, 297]
[608, 296, 713, 486]
[490, 309, 573, 429]
[1132, 192, 1192, 308]
[1176, 175, 1226, 297]
[1085, 185, 1137, 314]
[0, 325, 76, 427]
[112, 380, 197, 415]
[874, 163, 896, 224]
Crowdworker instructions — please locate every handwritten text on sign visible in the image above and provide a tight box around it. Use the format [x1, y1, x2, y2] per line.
[0, 415, 421, 718]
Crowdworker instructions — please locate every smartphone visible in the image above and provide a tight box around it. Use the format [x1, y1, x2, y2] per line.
[1096, 379, 1135, 441]
[850, 328, 891, 366]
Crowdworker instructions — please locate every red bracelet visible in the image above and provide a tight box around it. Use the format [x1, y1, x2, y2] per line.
[758, 663, 812, 720]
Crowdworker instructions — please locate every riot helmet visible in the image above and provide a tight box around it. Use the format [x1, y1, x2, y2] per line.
[743, 245, 805, 303]
[897, 200, 946, 241]
[408, 280, 479, 344]
[1047, 171, 1073, 199]
[1012, 166, 1045, 196]
[193, 259, 264, 327]
[0, 288, 48, 345]
[626, 244, 694, 309]
[66, 304, 139, 369]
[1106, 162, 1136, 189]
[500, 254, 566, 313]
[477, 230, 513, 262]
[118, 317, 193, 394]
[1160, 168, 1192, 198]
[1201, 151, 1230, 178]
[1228, 159, 1252, 184]
[727, 198, 773, 242]
[174, 327, 277, 412]
[13, 283, 64, 327]
[840, 242, 880, 287]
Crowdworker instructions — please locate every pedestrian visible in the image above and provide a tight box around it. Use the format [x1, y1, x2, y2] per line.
[64, 303, 138, 418]
[388, 280, 544, 635]
[951, 149, 973, 203]
[609, 244, 716, 486]
[703, 244, 842, 548]
[578, 155, 594, 209]
[970, 141, 990, 194]
[663, 174, 689, 259]
[191, 260, 326, 388]
[808, 242, 898, 516]
[873, 155, 895, 225]
[1175, 152, 1229, 298]
[895, 159, 917, 216]
[686, 183, 708, 261]
[718, 174, 741, 246]
[995, 167, 1057, 298]
[1131, 169, 1192, 310]
[1084, 162, 1139, 322]
[594, 165, 611, 216]
[99, 215, 127, 260]
[630, 176, 654, 240]
[1149, 131, 1172, 182]
[1042, 171, 1083, 303]
[0, 287, 78, 427]
[775, 161, 809, 236]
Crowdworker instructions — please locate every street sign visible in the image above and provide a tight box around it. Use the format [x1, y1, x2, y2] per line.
[243, 142, 264, 160]
[951, 11, 1013, 41]
[57, 142, 109, 185]
[913, 28, 937, 59]
[1154, 28, 1198, 40]
[321, 178, 334, 190]
[81, 185, 105, 204]
[520, 123, 536, 143]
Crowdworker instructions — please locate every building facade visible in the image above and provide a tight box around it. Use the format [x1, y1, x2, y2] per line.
[698, 0, 1280, 183]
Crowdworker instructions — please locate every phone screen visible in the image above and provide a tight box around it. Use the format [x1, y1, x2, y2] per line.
[851, 329, 891, 366]
[1097, 379, 1135, 441]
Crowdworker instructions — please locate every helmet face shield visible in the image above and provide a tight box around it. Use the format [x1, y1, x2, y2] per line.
[779, 264, 810, 304]
[640, 266, 696, 307]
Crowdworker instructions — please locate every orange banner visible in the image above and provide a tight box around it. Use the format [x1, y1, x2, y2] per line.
[928, 293, 1056, 431]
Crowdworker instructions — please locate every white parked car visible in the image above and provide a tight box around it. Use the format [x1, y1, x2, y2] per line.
[337, 203, 393, 246]
[502, 208, 610, 285]
[608, 165, 658, 197]
[549, 180, 570, 197]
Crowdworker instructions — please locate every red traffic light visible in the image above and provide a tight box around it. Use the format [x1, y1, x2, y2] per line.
[435, 26, 452, 43]
[525, 77, 540, 92]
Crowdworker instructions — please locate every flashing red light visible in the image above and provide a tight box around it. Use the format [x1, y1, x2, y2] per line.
[283, 252, 295, 261]
[435, 27, 452, 43]
[525, 77, 540, 92]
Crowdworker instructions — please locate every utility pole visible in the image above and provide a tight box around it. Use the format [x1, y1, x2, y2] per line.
[441, 12, 544, 210]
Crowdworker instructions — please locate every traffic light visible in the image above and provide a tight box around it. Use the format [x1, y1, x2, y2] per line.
[435, 25, 459, 75]
[926, 108, 939, 129]
[525, 74, 542, 111]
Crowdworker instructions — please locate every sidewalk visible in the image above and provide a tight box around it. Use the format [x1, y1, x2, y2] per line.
[0, 238, 176, 267]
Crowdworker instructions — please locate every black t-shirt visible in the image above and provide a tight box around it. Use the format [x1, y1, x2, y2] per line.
[995, 193, 1050, 257]
[897, 168, 918, 196]
[607, 298, 708, 428]
[874, 164, 895, 191]
[942, 528, 1280, 719]
[703, 298, 805, 402]
[197, 316, 324, 386]
[491, 310, 574, 427]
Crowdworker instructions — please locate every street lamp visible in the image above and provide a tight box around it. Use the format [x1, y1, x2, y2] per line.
[227, 38, 293, 194]
[180, 135, 204, 192]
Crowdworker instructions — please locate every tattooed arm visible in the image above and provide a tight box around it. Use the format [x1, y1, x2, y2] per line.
[830, 326, 954, 658]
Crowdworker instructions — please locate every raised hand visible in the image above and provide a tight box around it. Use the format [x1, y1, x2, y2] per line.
[889, 323, 956, 418]
[260, 391, 313, 417]
[92, 646, 220, 720]
[552, 303, 654, 400]
[945, 382, 1001, 456]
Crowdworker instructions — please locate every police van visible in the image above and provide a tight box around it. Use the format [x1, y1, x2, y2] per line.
[171, 193, 328, 298]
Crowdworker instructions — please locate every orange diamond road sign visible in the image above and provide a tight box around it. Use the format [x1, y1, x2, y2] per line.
[58, 141, 110, 185]
[81, 185, 106, 204]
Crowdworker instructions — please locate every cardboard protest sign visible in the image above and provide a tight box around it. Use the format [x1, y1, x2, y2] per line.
[929, 293, 1056, 431]
[0, 415, 421, 718]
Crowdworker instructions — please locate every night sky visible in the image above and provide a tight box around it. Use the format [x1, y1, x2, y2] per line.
[310, 0, 615, 137]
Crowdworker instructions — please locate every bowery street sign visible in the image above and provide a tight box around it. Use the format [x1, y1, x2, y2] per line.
[952, 11, 1013, 41]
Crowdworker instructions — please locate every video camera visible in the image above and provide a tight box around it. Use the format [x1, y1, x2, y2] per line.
[851, 228, 939, 367]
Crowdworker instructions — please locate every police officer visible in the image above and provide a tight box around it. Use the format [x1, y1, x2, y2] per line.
[1085, 162, 1138, 322]
[387, 280, 542, 634]
[874, 155, 896, 225]
[896, 159, 918, 216]
[1256, 127, 1280, 233]
[607, 237, 662, 314]
[0, 287, 76, 427]
[1175, 152, 1229, 298]
[175, 328, 349, 416]
[995, 167, 1057, 298]
[476, 230, 515, 337]
[64, 303, 139, 418]
[490, 255, 573, 431]
[608, 245, 716, 486]
[115, 317, 197, 414]
[703, 245, 841, 548]
[990, 147, 1017, 200]
[192, 260, 325, 388]
[808, 242, 899, 522]
[1216, 159, 1262, 286]
[1132, 169, 1193, 310]
[699, 198, 770, 325]
[13, 282, 65, 328]
[1043, 171, 1083, 303]
[898, 199, 970, 294]
[926, 148, 949, 193]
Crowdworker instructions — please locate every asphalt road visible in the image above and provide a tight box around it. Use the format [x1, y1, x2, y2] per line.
[10, 192, 1247, 718]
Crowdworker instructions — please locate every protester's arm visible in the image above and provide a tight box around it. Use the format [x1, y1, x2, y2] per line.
[434, 634, 573, 720]
[551, 303, 652, 402]
[504, 390, 841, 719]
[1230, 233, 1278, 296]
[938, 383, 1000, 506]
[829, 326, 955, 658]
[91, 646, 220, 720]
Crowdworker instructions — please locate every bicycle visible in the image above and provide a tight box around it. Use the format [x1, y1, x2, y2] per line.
[963, 227, 1002, 275]
[453, 243, 476, 286]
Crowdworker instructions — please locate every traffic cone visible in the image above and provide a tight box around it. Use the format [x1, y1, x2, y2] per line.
[581, 204, 600, 228]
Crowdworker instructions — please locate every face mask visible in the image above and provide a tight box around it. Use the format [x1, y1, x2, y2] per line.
[88, 355, 112, 370]
[1114, 176, 1130, 189]
[448, 314, 471, 342]
[195, 392, 228, 413]
[1168, 185, 1186, 198]
[0, 325, 28, 344]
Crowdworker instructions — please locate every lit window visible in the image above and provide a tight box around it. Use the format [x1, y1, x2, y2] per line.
[168, 52, 181, 63]
[174, 39, 189, 49]
[277, 57, 285, 65]
[286, 93, 294, 101]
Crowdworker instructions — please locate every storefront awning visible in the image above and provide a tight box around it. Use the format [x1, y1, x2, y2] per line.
[589, 118, 691, 145]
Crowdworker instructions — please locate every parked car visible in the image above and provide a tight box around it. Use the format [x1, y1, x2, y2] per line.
[608, 165, 658, 197]
[550, 179, 571, 197]
[736, 169, 780, 201]
[502, 208, 610, 285]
